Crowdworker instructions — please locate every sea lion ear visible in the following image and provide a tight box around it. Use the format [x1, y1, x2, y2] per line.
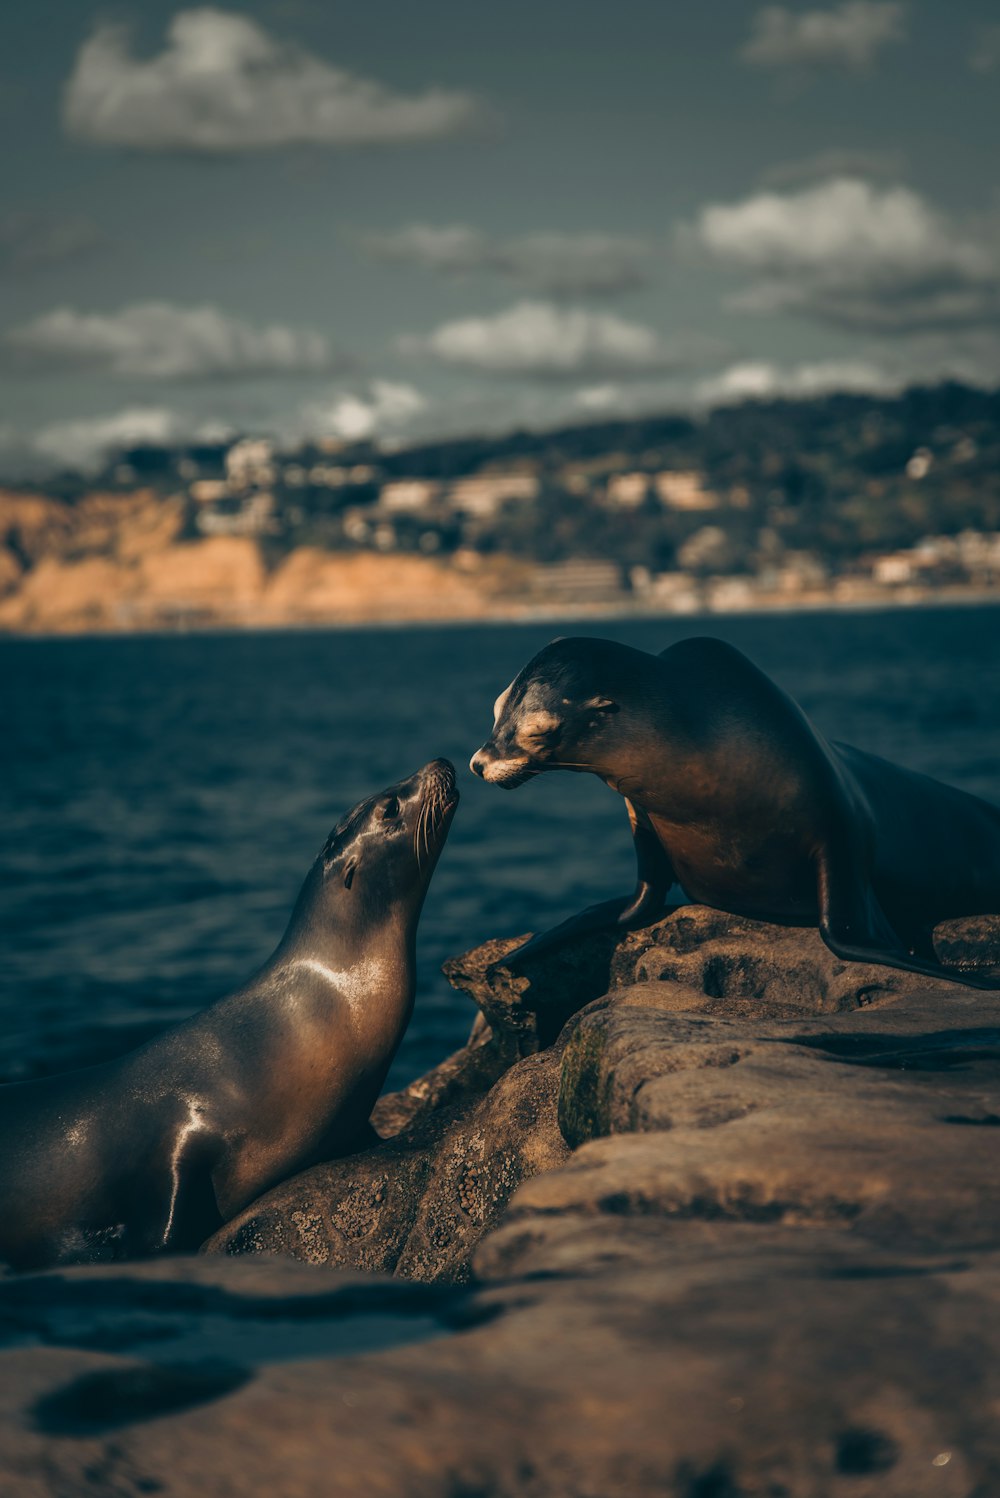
[586, 696, 619, 713]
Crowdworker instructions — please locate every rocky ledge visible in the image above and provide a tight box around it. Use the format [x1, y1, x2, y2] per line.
[3, 907, 1000, 1495]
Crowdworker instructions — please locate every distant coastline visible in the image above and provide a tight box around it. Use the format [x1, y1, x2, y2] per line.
[0, 528, 996, 642]
[3, 385, 999, 635]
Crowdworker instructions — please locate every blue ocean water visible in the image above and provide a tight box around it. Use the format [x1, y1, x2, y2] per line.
[1, 608, 998, 1091]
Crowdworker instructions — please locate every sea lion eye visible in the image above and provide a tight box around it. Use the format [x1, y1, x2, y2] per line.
[382, 795, 401, 821]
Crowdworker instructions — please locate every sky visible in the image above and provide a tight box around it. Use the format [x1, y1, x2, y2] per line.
[0, 0, 998, 473]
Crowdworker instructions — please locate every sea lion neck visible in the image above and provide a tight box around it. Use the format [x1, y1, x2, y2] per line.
[269, 890, 412, 979]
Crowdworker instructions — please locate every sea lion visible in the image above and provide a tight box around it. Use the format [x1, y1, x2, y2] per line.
[0, 759, 458, 1271]
[471, 636, 1000, 988]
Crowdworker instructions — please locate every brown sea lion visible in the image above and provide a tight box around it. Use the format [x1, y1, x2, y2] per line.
[0, 760, 458, 1271]
[471, 636, 1000, 988]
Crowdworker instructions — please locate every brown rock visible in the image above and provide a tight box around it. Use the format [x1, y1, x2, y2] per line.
[0, 546, 22, 597]
[0, 490, 72, 564]
[612, 904, 1000, 1009]
[205, 1041, 568, 1281]
[5, 914, 1000, 1494]
[481, 965, 1000, 1282]
[0, 554, 131, 631]
[262, 548, 491, 625]
[138, 537, 265, 621]
[2, 1244, 1000, 1495]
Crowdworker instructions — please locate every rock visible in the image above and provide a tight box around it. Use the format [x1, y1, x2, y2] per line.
[204, 1034, 569, 1281]
[206, 909, 1000, 1283]
[611, 905, 1000, 1009]
[204, 918, 628, 1277]
[3, 1242, 1000, 1494]
[0, 547, 22, 598]
[5, 912, 1000, 1493]
[137, 537, 265, 620]
[510, 986, 1000, 1262]
[260, 548, 495, 625]
[442, 924, 625, 1057]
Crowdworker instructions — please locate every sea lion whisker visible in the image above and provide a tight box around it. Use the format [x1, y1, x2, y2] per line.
[414, 799, 429, 869]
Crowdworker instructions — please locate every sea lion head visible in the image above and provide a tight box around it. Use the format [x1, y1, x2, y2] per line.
[290, 760, 459, 949]
[470, 638, 623, 788]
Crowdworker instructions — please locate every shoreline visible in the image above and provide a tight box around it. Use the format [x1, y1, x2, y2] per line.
[1, 584, 998, 643]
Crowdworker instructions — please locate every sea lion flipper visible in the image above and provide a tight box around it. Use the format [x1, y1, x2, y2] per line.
[819, 850, 1000, 992]
[506, 798, 673, 965]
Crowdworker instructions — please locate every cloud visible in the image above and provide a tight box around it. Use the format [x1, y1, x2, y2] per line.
[695, 332, 1000, 407]
[0, 211, 104, 272]
[742, 2, 906, 70]
[404, 301, 708, 378]
[32, 407, 199, 471]
[694, 357, 899, 406]
[298, 380, 426, 443]
[686, 177, 1000, 333]
[759, 148, 905, 189]
[969, 24, 1000, 73]
[64, 9, 483, 152]
[363, 225, 652, 296]
[7, 302, 333, 379]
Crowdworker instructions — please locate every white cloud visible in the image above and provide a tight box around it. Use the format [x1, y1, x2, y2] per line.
[686, 177, 1000, 333]
[742, 2, 906, 70]
[574, 384, 624, 410]
[300, 380, 426, 443]
[64, 9, 483, 152]
[405, 301, 699, 378]
[363, 225, 652, 296]
[694, 335, 1000, 409]
[32, 407, 198, 471]
[695, 357, 899, 406]
[969, 24, 1000, 73]
[0, 212, 104, 272]
[8, 302, 332, 379]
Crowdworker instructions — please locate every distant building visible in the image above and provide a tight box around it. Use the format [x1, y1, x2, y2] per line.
[309, 464, 351, 488]
[448, 473, 540, 517]
[531, 558, 624, 600]
[706, 576, 757, 612]
[380, 480, 441, 513]
[772, 551, 828, 593]
[677, 526, 732, 572]
[226, 439, 275, 491]
[873, 553, 915, 585]
[604, 472, 649, 509]
[905, 447, 933, 481]
[342, 509, 372, 543]
[631, 569, 701, 614]
[195, 492, 275, 537]
[189, 479, 231, 504]
[653, 470, 718, 511]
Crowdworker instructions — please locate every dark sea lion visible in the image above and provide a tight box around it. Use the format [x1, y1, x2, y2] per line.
[0, 759, 458, 1271]
[471, 636, 1000, 989]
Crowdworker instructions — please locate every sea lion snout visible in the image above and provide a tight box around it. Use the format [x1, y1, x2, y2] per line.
[469, 743, 536, 787]
[420, 757, 457, 797]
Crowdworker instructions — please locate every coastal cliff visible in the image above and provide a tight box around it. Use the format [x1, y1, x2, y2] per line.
[0, 489, 528, 632]
[2, 909, 1000, 1494]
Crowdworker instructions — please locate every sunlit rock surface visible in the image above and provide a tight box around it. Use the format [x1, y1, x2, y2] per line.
[4, 908, 1000, 1494]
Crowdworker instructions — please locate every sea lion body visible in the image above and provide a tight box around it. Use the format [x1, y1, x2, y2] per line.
[471, 636, 1000, 987]
[0, 759, 458, 1271]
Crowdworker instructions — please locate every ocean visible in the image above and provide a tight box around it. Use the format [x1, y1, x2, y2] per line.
[1, 607, 998, 1091]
